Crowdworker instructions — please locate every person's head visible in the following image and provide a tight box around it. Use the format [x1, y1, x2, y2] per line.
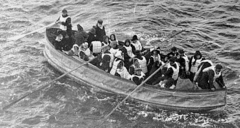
[178, 49, 185, 56]
[77, 24, 83, 31]
[103, 36, 110, 44]
[194, 50, 202, 59]
[133, 58, 140, 67]
[117, 61, 124, 69]
[124, 39, 131, 46]
[72, 44, 79, 53]
[171, 47, 177, 53]
[152, 49, 160, 56]
[62, 9, 68, 16]
[169, 57, 176, 65]
[57, 29, 63, 35]
[110, 34, 116, 41]
[97, 19, 103, 28]
[215, 64, 223, 74]
[90, 26, 96, 35]
[131, 35, 138, 43]
[82, 42, 88, 49]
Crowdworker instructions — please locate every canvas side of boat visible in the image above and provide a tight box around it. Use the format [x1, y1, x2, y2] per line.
[43, 28, 226, 112]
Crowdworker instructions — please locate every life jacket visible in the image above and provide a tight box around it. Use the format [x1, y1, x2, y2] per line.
[91, 41, 102, 54]
[167, 62, 180, 80]
[131, 41, 142, 51]
[59, 15, 70, 31]
[71, 44, 79, 56]
[150, 54, 161, 63]
[116, 67, 131, 79]
[124, 46, 135, 58]
[131, 72, 145, 81]
[202, 66, 222, 81]
[82, 48, 91, 57]
[110, 59, 122, 75]
[190, 57, 203, 73]
[181, 54, 189, 71]
[109, 48, 119, 57]
[101, 52, 114, 67]
[137, 57, 148, 74]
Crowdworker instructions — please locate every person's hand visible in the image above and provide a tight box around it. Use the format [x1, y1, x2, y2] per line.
[211, 88, 215, 91]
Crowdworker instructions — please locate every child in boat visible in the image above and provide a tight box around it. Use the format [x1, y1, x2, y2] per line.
[118, 41, 132, 69]
[131, 35, 143, 54]
[131, 68, 145, 85]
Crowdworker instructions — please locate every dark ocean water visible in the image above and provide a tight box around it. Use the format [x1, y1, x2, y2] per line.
[0, 0, 240, 127]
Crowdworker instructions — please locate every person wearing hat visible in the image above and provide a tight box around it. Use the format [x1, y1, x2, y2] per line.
[176, 49, 190, 79]
[109, 34, 118, 45]
[131, 35, 143, 54]
[167, 46, 179, 58]
[74, 24, 88, 46]
[100, 45, 114, 72]
[87, 26, 97, 46]
[194, 64, 226, 90]
[56, 9, 72, 35]
[95, 19, 106, 42]
[110, 50, 124, 75]
[79, 42, 93, 61]
[188, 50, 205, 81]
[131, 67, 145, 85]
[146, 48, 164, 85]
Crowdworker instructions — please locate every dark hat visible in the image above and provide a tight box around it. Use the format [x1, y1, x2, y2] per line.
[171, 47, 177, 51]
[131, 35, 138, 41]
[98, 19, 103, 24]
[169, 57, 176, 63]
[62, 9, 67, 13]
[215, 64, 223, 70]
[179, 49, 184, 54]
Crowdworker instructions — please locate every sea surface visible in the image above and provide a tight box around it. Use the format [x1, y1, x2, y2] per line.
[0, 0, 240, 128]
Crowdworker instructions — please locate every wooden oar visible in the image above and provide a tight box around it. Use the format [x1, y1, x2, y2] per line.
[2, 57, 96, 111]
[8, 22, 56, 41]
[96, 30, 185, 127]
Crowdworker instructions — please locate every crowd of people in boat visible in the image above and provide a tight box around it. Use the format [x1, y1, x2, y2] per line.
[53, 9, 226, 91]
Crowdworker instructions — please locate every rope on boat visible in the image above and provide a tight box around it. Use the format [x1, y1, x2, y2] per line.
[2, 57, 96, 111]
[97, 29, 186, 127]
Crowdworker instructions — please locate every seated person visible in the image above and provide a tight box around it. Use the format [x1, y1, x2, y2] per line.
[134, 51, 148, 74]
[194, 64, 226, 91]
[167, 46, 179, 58]
[176, 49, 190, 79]
[79, 42, 93, 61]
[74, 24, 88, 46]
[115, 61, 132, 80]
[54, 30, 64, 50]
[67, 44, 79, 57]
[118, 41, 132, 69]
[109, 40, 119, 56]
[100, 45, 113, 72]
[131, 68, 145, 85]
[110, 50, 124, 75]
[129, 58, 140, 75]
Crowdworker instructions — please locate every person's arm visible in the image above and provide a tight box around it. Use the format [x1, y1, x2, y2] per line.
[131, 44, 136, 54]
[216, 75, 225, 88]
[56, 17, 60, 23]
[103, 26, 106, 36]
